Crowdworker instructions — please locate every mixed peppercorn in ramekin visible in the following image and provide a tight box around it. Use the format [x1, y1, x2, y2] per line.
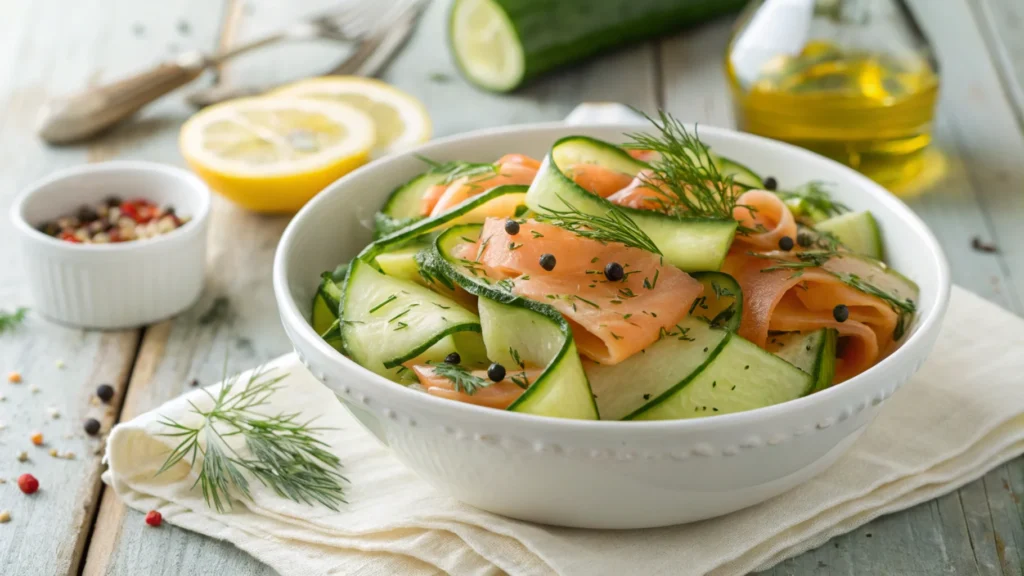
[37, 197, 188, 244]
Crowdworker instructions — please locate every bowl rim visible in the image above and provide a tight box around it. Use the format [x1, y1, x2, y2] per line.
[274, 120, 951, 431]
[9, 160, 212, 253]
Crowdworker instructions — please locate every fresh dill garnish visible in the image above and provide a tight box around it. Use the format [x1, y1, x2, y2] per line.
[157, 362, 346, 513]
[433, 303, 451, 310]
[428, 361, 493, 395]
[590, 256, 600, 263]
[623, 110, 741, 220]
[475, 235, 491, 262]
[0, 307, 28, 334]
[573, 295, 601, 309]
[711, 282, 734, 298]
[509, 242, 523, 251]
[530, 230, 544, 238]
[416, 157, 500, 187]
[388, 308, 412, 323]
[611, 332, 623, 341]
[509, 347, 526, 369]
[495, 278, 516, 293]
[643, 269, 660, 290]
[368, 295, 397, 314]
[776, 181, 849, 220]
[394, 322, 409, 331]
[510, 373, 530, 389]
[689, 296, 709, 315]
[835, 272, 916, 340]
[539, 196, 661, 255]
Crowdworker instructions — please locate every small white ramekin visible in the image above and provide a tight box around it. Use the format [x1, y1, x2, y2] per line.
[10, 161, 211, 329]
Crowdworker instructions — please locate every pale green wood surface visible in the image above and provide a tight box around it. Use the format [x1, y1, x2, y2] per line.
[0, 0, 1020, 574]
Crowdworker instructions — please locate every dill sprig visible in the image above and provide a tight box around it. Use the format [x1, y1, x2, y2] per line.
[623, 110, 741, 220]
[416, 157, 500, 186]
[776, 181, 849, 221]
[538, 196, 661, 255]
[0, 307, 28, 334]
[157, 361, 346, 513]
[427, 361, 493, 395]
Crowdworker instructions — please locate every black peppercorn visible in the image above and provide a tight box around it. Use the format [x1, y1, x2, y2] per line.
[604, 262, 624, 281]
[487, 363, 506, 382]
[763, 176, 778, 191]
[539, 254, 556, 271]
[444, 352, 461, 365]
[778, 236, 795, 251]
[96, 384, 114, 403]
[833, 304, 850, 323]
[84, 418, 101, 436]
[504, 219, 520, 235]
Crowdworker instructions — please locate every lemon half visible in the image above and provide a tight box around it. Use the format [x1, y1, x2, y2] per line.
[272, 76, 431, 157]
[180, 97, 375, 213]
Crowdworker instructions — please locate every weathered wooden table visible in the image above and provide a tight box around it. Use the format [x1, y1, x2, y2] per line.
[2, 0, 1023, 574]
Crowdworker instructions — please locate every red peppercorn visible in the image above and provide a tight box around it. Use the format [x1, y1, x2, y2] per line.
[59, 231, 81, 243]
[17, 473, 39, 494]
[145, 510, 162, 527]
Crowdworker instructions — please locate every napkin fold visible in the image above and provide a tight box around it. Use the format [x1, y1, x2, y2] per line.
[103, 286, 1024, 576]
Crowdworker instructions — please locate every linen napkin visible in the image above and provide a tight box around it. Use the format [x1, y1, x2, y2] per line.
[103, 285, 1024, 576]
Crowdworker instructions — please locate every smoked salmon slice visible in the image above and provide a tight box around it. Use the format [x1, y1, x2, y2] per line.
[457, 219, 702, 365]
[420, 155, 541, 217]
[564, 163, 636, 197]
[723, 250, 911, 382]
[732, 190, 798, 251]
[411, 365, 539, 409]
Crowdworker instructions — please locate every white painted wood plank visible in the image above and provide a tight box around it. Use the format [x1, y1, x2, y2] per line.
[0, 0, 222, 574]
[973, 0, 1024, 127]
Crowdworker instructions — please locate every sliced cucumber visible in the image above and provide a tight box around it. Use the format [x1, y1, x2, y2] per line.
[376, 245, 429, 285]
[373, 213, 420, 240]
[689, 271, 743, 331]
[381, 169, 451, 219]
[526, 136, 737, 272]
[421, 224, 599, 419]
[717, 157, 764, 189]
[312, 272, 342, 336]
[816, 210, 884, 260]
[448, 0, 746, 92]
[629, 333, 811, 420]
[767, 328, 838, 394]
[361, 184, 529, 266]
[589, 316, 729, 420]
[341, 259, 483, 381]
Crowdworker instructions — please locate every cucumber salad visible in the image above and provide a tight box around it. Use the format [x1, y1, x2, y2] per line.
[313, 112, 919, 421]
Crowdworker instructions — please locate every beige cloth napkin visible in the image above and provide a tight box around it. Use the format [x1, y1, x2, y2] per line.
[103, 285, 1024, 576]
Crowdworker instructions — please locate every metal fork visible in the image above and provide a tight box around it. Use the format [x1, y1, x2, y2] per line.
[186, 0, 425, 108]
[36, 0, 415, 145]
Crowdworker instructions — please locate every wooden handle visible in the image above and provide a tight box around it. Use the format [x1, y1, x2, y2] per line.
[37, 57, 205, 144]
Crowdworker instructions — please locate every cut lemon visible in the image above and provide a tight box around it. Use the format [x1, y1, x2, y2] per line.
[271, 76, 431, 157]
[180, 97, 375, 213]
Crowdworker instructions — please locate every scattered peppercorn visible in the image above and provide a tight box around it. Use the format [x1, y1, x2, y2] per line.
[833, 304, 850, 323]
[763, 176, 778, 191]
[797, 233, 814, 248]
[17, 474, 39, 495]
[145, 510, 163, 527]
[504, 219, 520, 235]
[7, 371, 21, 384]
[971, 236, 999, 253]
[189, 378, 199, 387]
[0, 510, 10, 523]
[16, 451, 28, 462]
[539, 254, 556, 271]
[84, 418, 101, 436]
[487, 363, 506, 382]
[604, 262, 624, 282]
[778, 236, 794, 251]
[40, 198, 188, 245]
[30, 432, 43, 446]
[444, 352, 461, 365]
[96, 384, 115, 403]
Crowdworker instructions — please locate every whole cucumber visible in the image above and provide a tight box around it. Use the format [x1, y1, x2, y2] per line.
[449, 0, 746, 92]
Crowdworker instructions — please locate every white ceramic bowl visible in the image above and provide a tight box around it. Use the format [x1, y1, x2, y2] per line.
[274, 123, 950, 529]
[10, 161, 211, 329]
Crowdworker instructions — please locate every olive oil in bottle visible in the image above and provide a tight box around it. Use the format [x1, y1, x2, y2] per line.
[726, 0, 939, 191]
